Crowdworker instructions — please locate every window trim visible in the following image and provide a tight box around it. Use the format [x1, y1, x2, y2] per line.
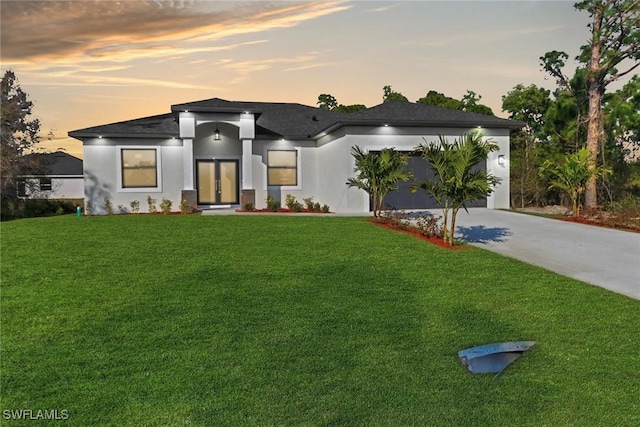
[39, 178, 52, 191]
[267, 149, 300, 188]
[117, 146, 162, 192]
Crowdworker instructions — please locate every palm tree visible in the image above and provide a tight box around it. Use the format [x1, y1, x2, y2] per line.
[539, 147, 612, 217]
[346, 146, 412, 218]
[415, 132, 500, 245]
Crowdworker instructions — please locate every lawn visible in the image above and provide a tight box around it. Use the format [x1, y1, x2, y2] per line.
[1, 215, 638, 426]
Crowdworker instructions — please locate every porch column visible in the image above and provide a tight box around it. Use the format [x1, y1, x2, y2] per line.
[183, 138, 194, 189]
[239, 113, 256, 207]
[242, 139, 253, 189]
[179, 114, 196, 210]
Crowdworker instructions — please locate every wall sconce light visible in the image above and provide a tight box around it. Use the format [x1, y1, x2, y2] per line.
[214, 128, 220, 141]
[498, 155, 506, 166]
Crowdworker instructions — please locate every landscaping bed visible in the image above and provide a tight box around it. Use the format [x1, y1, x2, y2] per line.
[516, 204, 640, 233]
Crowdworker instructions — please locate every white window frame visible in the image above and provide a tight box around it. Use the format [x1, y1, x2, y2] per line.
[116, 146, 163, 192]
[267, 148, 301, 190]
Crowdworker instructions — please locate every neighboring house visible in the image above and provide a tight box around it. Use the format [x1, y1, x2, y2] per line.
[18, 151, 84, 199]
[69, 98, 522, 214]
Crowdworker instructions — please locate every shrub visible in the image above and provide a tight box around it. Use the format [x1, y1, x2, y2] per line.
[242, 202, 254, 211]
[413, 213, 444, 238]
[321, 204, 330, 213]
[180, 199, 190, 214]
[285, 194, 296, 210]
[303, 197, 315, 211]
[160, 198, 172, 214]
[284, 194, 302, 212]
[130, 200, 140, 214]
[104, 197, 113, 215]
[85, 201, 93, 216]
[313, 202, 321, 212]
[605, 196, 640, 230]
[147, 196, 157, 214]
[379, 207, 409, 228]
[0, 199, 82, 220]
[266, 195, 280, 212]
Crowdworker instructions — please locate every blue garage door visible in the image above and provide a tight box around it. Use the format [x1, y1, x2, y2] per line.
[378, 154, 487, 211]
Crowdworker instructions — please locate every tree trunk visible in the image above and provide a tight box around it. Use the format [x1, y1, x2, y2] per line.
[449, 208, 458, 246]
[584, 2, 604, 210]
[585, 83, 603, 210]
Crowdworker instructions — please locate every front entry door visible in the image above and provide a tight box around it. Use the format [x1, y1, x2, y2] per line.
[196, 160, 239, 205]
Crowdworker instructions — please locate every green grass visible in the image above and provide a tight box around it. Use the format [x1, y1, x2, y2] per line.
[1, 215, 638, 426]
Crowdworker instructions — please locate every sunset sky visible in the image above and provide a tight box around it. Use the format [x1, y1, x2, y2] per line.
[1, 0, 594, 158]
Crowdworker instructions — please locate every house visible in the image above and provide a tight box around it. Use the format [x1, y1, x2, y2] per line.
[69, 98, 522, 214]
[17, 151, 84, 200]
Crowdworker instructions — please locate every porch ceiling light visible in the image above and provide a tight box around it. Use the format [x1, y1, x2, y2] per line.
[498, 155, 506, 166]
[214, 127, 220, 141]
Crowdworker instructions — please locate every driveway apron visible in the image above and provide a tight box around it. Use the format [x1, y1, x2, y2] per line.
[450, 208, 640, 300]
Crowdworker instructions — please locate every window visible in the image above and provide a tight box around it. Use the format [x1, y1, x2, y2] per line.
[39, 178, 52, 191]
[267, 150, 297, 186]
[16, 179, 26, 198]
[121, 149, 157, 188]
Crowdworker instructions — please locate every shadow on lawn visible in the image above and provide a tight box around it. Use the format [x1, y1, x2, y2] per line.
[456, 225, 512, 244]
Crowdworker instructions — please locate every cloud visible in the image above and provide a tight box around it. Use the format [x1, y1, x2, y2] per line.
[368, 4, 400, 13]
[222, 54, 319, 84]
[0, 1, 350, 66]
[284, 62, 339, 72]
[19, 73, 216, 90]
[417, 25, 566, 48]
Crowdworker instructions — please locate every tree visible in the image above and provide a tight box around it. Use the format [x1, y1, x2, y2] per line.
[317, 93, 338, 110]
[414, 132, 500, 245]
[460, 90, 494, 115]
[333, 104, 367, 113]
[316, 93, 366, 113]
[1, 70, 44, 211]
[539, 147, 612, 217]
[417, 90, 463, 110]
[574, 0, 640, 209]
[502, 84, 552, 207]
[601, 76, 640, 200]
[346, 146, 412, 218]
[417, 90, 494, 115]
[382, 85, 408, 103]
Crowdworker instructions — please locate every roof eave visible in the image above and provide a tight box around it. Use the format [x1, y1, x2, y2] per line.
[311, 119, 524, 138]
[68, 132, 179, 140]
[170, 105, 263, 114]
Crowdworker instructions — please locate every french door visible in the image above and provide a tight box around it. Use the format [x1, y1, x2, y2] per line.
[196, 159, 239, 205]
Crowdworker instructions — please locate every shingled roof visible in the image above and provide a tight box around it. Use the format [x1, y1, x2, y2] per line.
[25, 151, 83, 176]
[171, 98, 346, 139]
[69, 98, 522, 140]
[68, 113, 179, 139]
[311, 101, 523, 137]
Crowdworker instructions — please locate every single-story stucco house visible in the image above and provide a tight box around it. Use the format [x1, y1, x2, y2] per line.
[68, 98, 522, 214]
[18, 151, 84, 200]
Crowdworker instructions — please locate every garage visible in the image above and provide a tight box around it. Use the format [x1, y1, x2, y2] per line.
[378, 153, 487, 211]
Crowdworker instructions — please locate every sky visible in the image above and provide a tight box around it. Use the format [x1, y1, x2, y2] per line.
[1, 0, 595, 159]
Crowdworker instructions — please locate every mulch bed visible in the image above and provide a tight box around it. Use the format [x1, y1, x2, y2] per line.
[558, 216, 639, 233]
[235, 208, 332, 214]
[370, 219, 467, 250]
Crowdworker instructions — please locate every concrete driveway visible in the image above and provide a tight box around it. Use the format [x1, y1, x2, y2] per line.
[446, 208, 639, 300]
